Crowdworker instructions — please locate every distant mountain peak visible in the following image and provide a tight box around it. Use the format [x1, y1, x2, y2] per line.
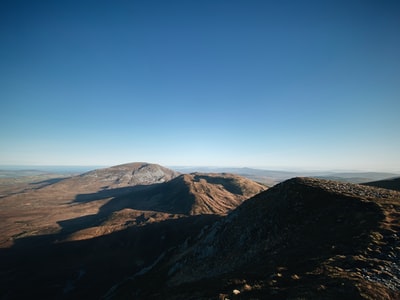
[76, 162, 180, 188]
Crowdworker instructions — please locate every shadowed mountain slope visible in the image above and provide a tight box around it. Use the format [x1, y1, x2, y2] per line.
[57, 173, 266, 242]
[363, 177, 400, 192]
[0, 214, 221, 300]
[111, 177, 400, 299]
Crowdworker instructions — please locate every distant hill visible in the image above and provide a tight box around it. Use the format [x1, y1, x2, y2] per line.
[109, 177, 400, 299]
[363, 177, 400, 191]
[48, 162, 181, 193]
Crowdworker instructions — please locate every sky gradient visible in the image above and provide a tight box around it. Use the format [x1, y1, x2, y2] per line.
[1, 0, 399, 171]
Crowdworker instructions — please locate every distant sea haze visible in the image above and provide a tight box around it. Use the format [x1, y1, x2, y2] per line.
[0, 165, 106, 174]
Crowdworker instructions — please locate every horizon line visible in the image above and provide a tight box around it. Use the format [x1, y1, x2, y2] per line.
[0, 163, 399, 174]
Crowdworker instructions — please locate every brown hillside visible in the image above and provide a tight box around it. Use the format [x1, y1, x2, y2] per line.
[0, 162, 179, 248]
[82, 172, 267, 218]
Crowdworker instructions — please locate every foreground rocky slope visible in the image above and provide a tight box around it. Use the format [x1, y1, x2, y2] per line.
[110, 177, 400, 299]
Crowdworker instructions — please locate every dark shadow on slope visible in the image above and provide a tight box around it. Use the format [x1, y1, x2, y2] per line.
[72, 184, 154, 203]
[30, 177, 70, 187]
[0, 214, 220, 300]
[97, 177, 196, 215]
[57, 214, 106, 235]
[71, 175, 195, 212]
[56, 177, 196, 236]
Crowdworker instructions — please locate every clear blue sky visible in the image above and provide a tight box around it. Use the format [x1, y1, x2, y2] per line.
[1, 0, 399, 171]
